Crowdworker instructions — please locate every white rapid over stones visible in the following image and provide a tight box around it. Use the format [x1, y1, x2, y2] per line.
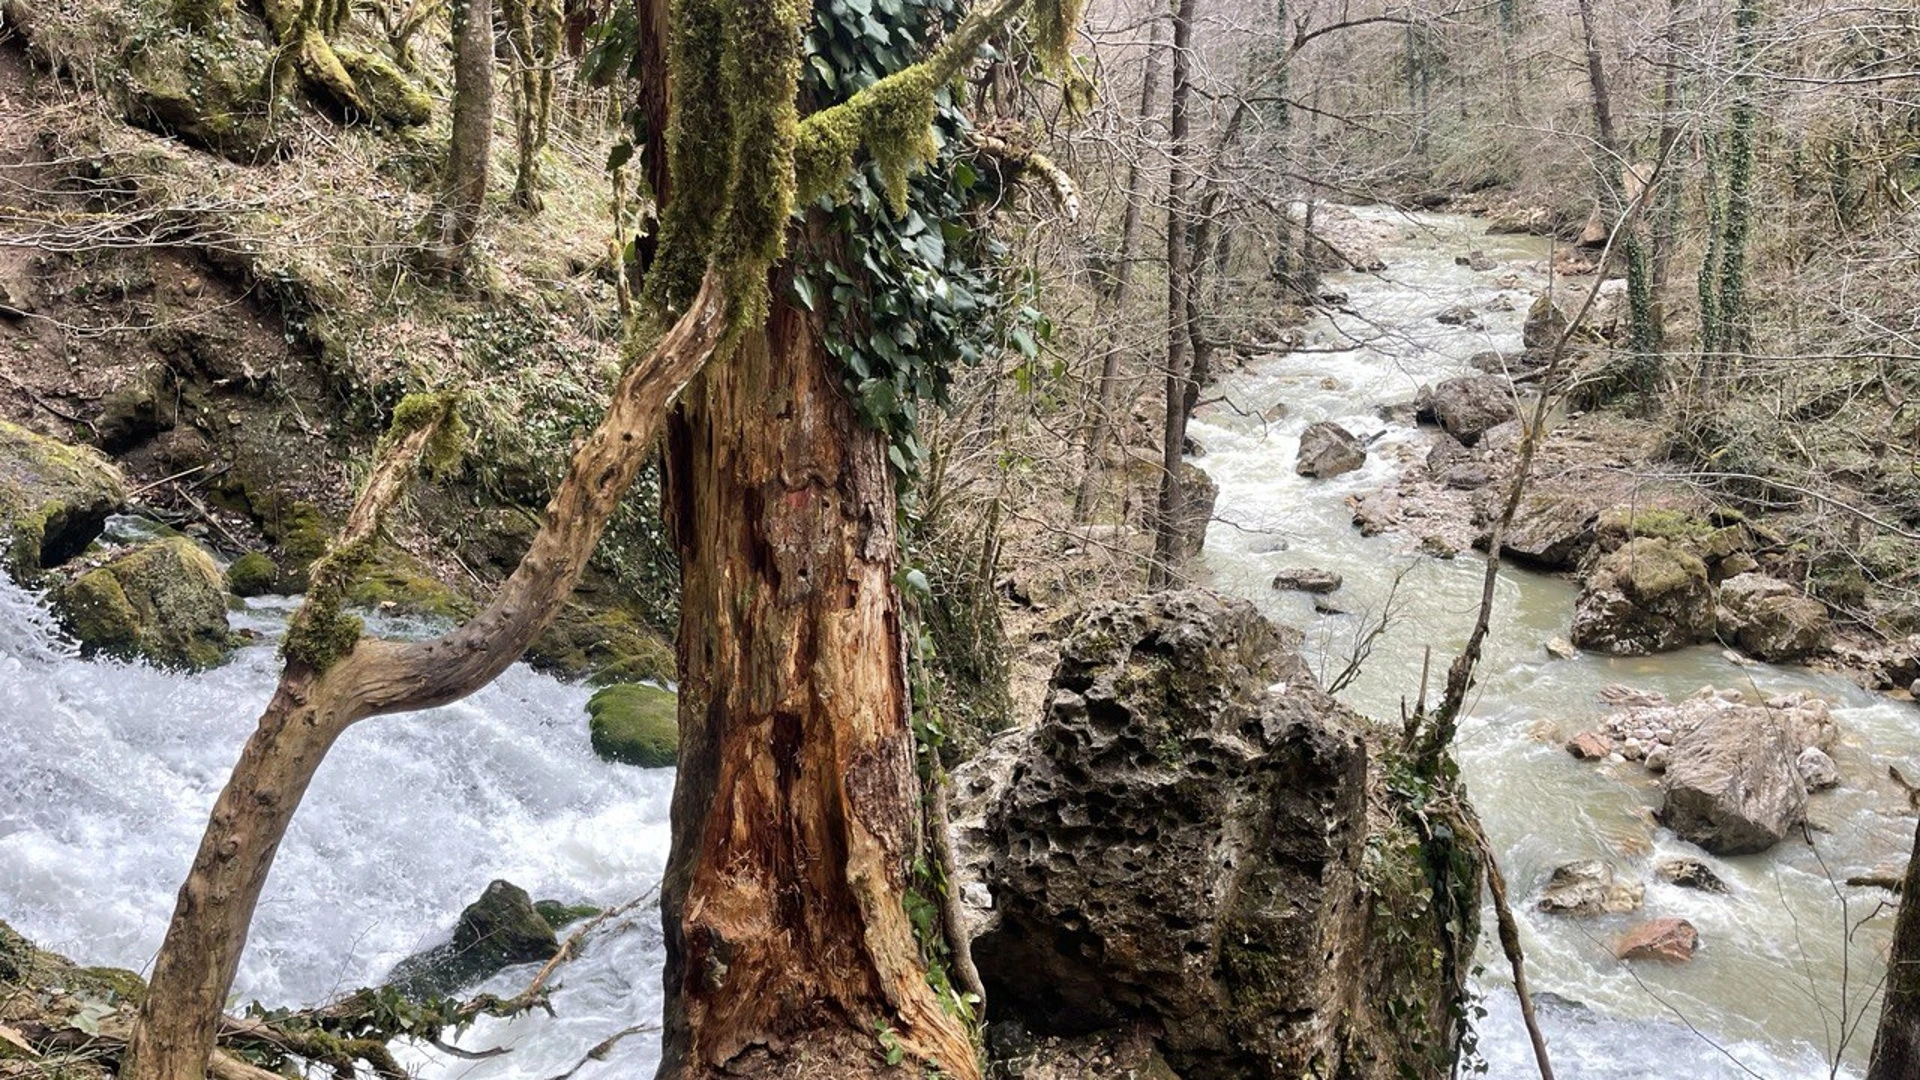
[0, 207, 1914, 1079]
[0, 577, 674, 1079]
[1187, 206, 1914, 1079]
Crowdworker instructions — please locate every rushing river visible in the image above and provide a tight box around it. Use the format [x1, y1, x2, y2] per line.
[1188, 207, 1917, 1079]
[0, 207, 1914, 1080]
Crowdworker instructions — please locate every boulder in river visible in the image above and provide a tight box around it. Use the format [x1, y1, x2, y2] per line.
[1349, 489, 1400, 537]
[55, 536, 231, 669]
[1655, 858, 1730, 894]
[1797, 747, 1840, 791]
[1536, 860, 1643, 916]
[969, 590, 1472, 1080]
[0, 419, 127, 581]
[1435, 304, 1481, 328]
[1570, 538, 1714, 655]
[1295, 421, 1367, 478]
[1480, 485, 1603, 569]
[1421, 375, 1516, 446]
[1566, 731, 1611, 760]
[387, 880, 559, 1000]
[1272, 567, 1342, 594]
[1659, 708, 1808, 855]
[1715, 573, 1831, 662]
[1615, 917, 1699, 962]
[586, 683, 679, 767]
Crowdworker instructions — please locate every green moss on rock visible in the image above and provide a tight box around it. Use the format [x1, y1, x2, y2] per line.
[533, 899, 601, 931]
[225, 551, 281, 597]
[529, 601, 675, 684]
[586, 683, 679, 767]
[126, 26, 284, 163]
[336, 46, 432, 128]
[344, 546, 473, 620]
[0, 420, 127, 582]
[57, 536, 232, 669]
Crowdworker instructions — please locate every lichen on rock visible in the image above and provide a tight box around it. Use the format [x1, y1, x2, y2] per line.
[585, 682, 679, 767]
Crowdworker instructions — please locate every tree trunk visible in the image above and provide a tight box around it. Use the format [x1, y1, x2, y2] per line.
[440, 0, 496, 261]
[1070, 9, 1165, 523]
[1869, 818, 1920, 1080]
[119, 277, 730, 1080]
[1148, 0, 1200, 589]
[658, 266, 980, 1080]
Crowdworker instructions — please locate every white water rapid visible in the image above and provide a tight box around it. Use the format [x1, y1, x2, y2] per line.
[1, 208, 1914, 1080]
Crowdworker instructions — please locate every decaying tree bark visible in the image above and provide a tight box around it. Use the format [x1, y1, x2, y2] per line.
[118, 275, 729, 1080]
[656, 264, 980, 1080]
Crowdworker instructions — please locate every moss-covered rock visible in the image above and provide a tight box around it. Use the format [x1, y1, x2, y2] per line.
[586, 683, 678, 767]
[125, 25, 285, 164]
[533, 899, 601, 931]
[225, 551, 281, 596]
[0, 420, 128, 582]
[1571, 537, 1714, 655]
[387, 880, 557, 1000]
[345, 546, 473, 619]
[336, 46, 432, 128]
[57, 536, 233, 669]
[530, 600, 675, 684]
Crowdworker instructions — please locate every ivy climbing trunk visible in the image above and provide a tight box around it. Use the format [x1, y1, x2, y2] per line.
[1149, 0, 1200, 589]
[658, 271, 980, 1080]
[1868, 815, 1920, 1080]
[1071, 8, 1165, 523]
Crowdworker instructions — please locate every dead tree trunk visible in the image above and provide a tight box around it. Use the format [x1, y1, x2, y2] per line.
[657, 269, 979, 1080]
[1148, 0, 1200, 589]
[118, 276, 730, 1080]
[1070, 9, 1165, 523]
[1870, 818, 1920, 1079]
[439, 0, 496, 262]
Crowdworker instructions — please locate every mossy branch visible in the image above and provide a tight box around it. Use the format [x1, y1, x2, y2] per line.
[283, 392, 463, 672]
[970, 133, 1080, 220]
[792, 0, 1086, 210]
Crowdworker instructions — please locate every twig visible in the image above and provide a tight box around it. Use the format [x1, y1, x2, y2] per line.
[127, 464, 207, 498]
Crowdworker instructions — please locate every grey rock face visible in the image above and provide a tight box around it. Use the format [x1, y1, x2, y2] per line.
[1660, 710, 1808, 855]
[1295, 421, 1367, 478]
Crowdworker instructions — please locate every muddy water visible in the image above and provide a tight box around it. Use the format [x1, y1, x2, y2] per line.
[1188, 207, 1913, 1078]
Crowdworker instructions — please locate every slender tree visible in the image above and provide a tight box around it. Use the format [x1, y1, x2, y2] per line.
[1149, 0, 1200, 588]
[1869, 816, 1920, 1079]
[439, 0, 496, 263]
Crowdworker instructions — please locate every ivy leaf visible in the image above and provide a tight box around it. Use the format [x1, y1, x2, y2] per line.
[791, 274, 817, 311]
[1010, 327, 1038, 359]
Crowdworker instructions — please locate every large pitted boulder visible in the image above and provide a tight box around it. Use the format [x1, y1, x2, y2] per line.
[1295, 421, 1367, 478]
[0, 420, 127, 581]
[1571, 538, 1714, 655]
[1716, 573, 1831, 662]
[55, 536, 231, 669]
[1419, 375, 1516, 445]
[1659, 708, 1808, 854]
[969, 591, 1471, 1080]
[387, 880, 559, 1000]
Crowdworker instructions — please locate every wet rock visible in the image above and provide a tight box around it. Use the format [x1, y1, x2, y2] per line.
[533, 899, 601, 931]
[1797, 747, 1840, 791]
[1428, 436, 1495, 491]
[1349, 490, 1400, 537]
[0, 420, 128, 581]
[1295, 421, 1367, 478]
[1436, 304, 1481, 328]
[1524, 295, 1577, 350]
[1419, 534, 1460, 559]
[1484, 486, 1603, 569]
[55, 536, 231, 669]
[1423, 375, 1517, 446]
[1546, 637, 1577, 660]
[1715, 573, 1831, 662]
[1536, 860, 1643, 916]
[1615, 918, 1699, 962]
[1570, 538, 1714, 655]
[387, 880, 559, 1000]
[585, 683, 679, 767]
[1655, 858, 1730, 894]
[1566, 731, 1611, 760]
[973, 590, 1462, 1080]
[1272, 567, 1342, 594]
[1659, 708, 1807, 855]
[224, 552, 281, 597]
[1455, 250, 1498, 272]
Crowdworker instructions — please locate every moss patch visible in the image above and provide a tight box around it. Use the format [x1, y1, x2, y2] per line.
[344, 545, 474, 620]
[586, 683, 678, 767]
[533, 899, 601, 931]
[529, 600, 674, 684]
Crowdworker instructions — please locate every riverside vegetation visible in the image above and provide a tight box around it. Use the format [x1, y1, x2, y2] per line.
[0, 0, 1918, 1075]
